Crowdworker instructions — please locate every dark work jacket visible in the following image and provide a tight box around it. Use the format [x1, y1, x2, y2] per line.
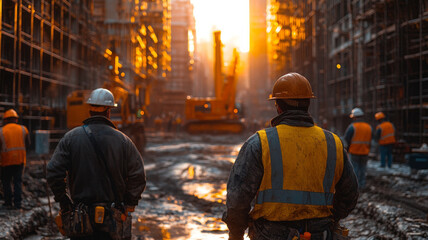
[47, 116, 146, 207]
[222, 110, 359, 239]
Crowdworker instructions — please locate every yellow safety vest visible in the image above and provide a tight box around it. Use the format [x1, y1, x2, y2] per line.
[0, 123, 28, 166]
[250, 125, 344, 221]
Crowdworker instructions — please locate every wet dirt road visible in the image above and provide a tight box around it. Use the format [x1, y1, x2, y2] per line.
[134, 132, 247, 240]
[21, 131, 428, 239]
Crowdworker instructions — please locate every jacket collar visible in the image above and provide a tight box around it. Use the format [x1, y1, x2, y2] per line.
[270, 110, 314, 128]
[83, 116, 117, 129]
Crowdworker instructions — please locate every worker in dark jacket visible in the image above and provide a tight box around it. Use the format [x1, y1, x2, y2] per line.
[47, 88, 146, 240]
[222, 73, 359, 240]
[374, 112, 396, 168]
[344, 108, 373, 190]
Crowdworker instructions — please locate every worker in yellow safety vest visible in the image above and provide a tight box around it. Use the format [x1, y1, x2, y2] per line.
[222, 73, 359, 240]
[374, 112, 396, 168]
[344, 108, 373, 190]
[0, 109, 30, 209]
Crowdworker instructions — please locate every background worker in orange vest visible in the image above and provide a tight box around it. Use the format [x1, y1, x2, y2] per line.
[344, 108, 373, 190]
[0, 109, 30, 209]
[374, 112, 396, 168]
[223, 73, 358, 240]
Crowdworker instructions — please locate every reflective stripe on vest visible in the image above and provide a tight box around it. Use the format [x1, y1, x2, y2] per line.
[377, 121, 396, 145]
[349, 122, 372, 155]
[380, 133, 394, 141]
[251, 125, 344, 221]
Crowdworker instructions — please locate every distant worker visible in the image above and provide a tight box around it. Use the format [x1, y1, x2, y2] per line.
[47, 88, 146, 239]
[223, 73, 359, 240]
[344, 108, 373, 190]
[175, 115, 182, 132]
[374, 112, 396, 168]
[0, 109, 30, 210]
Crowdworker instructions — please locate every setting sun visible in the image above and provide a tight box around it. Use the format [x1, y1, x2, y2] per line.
[190, 0, 249, 53]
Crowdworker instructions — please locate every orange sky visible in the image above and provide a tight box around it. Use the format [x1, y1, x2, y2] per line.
[190, 0, 250, 53]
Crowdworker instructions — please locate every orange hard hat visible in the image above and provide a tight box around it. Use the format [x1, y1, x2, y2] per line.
[269, 72, 316, 100]
[375, 112, 385, 120]
[3, 109, 19, 119]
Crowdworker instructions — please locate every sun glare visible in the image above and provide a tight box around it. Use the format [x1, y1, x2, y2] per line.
[190, 0, 249, 53]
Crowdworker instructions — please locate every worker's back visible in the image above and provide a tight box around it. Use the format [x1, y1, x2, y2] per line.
[0, 123, 28, 166]
[251, 124, 344, 221]
[48, 116, 145, 204]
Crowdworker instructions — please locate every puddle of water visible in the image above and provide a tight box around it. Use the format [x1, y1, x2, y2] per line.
[182, 182, 226, 203]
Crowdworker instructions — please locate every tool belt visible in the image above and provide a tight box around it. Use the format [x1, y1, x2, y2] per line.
[57, 203, 93, 237]
[55, 202, 132, 240]
[249, 217, 334, 240]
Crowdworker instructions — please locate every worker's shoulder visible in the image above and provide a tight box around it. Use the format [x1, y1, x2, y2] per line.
[317, 127, 343, 143]
[246, 132, 261, 147]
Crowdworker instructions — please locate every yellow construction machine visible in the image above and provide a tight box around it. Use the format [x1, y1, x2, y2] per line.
[184, 31, 245, 134]
[66, 62, 150, 154]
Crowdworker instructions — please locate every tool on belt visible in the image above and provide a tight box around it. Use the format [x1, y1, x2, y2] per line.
[332, 223, 350, 240]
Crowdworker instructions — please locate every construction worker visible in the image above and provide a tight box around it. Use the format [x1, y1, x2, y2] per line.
[344, 108, 373, 190]
[374, 112, 396, 168]
[0, 109, 30, 210]
[47, 88, 146, 239]
[223, 73, 359, 240]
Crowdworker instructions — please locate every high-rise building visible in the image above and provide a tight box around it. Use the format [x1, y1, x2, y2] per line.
[170, 0, 196, 94]
[248, 0, 271, 120]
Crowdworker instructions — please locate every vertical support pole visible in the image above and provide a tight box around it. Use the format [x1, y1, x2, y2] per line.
[419, 0, 423, 143]
[0, 0, 2, 64]
[213, 31, 223, 100]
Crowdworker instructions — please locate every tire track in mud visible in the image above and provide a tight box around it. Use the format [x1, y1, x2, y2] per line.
[344, 166, 428, 239]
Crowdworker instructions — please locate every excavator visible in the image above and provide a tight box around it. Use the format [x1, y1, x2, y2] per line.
[66, 53, 149, 154]
[184, 31, 245, 134]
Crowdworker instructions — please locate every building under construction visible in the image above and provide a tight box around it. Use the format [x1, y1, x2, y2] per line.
[269, 0, 428, 145]
[0, 0, 107, 140]
[0, 0, 171, 147]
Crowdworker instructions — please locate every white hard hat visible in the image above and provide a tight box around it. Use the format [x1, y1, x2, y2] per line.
[350, 108, 364, 118]
[86, 88, 117, 107]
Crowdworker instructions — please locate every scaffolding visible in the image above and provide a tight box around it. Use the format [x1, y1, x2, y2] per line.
[287, 0, 428, 144]
[0, 0, 106, 139]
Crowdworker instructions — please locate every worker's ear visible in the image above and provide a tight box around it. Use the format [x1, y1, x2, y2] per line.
[106, 108, 111, 119]
[275, 101, 283, 114]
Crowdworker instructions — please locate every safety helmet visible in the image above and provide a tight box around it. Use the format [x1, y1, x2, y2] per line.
[269, 72, 316, 100]
[3, 109, 19, 119]
[86, 88, 117, 107]
[350, 108, 364, 118]
[375, 112, 385, 120]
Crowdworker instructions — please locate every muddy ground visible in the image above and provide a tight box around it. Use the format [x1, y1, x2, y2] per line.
[1, 131, 427, 239]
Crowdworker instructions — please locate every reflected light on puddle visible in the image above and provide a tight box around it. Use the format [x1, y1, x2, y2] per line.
[183, 183, 227, 203]
[188, 165, 195, 179]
